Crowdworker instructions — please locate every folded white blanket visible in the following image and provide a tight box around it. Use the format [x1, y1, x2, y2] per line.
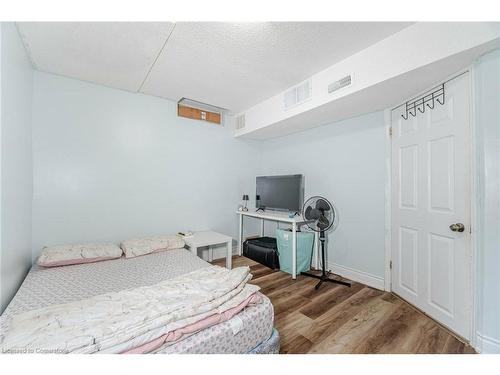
[1, 266, 259, 354]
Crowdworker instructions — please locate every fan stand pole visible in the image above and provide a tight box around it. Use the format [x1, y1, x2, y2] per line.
[301, 230, 351, 290]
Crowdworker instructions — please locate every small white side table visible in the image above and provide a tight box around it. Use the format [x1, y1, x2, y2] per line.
[184, 231, 233, 269]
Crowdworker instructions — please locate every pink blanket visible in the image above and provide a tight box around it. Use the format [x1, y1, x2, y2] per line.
[122, 293, 261, 354]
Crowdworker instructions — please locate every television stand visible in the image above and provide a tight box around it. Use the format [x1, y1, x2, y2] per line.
[236, 210, 320, 280]
[255, 207, 265, 212]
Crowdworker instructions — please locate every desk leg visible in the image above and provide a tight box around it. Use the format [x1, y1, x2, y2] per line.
[208, 246, 213, 262]
[292, 222, 297, 280]
[226, 240, 232, 269]
[260, 219, 264, 237]
[238, 214, 243, 256]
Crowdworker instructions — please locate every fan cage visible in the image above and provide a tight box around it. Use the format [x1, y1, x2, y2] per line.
[302, 196, 339, 233]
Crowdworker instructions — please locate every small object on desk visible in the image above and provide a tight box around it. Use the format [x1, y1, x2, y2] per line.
[241, 194, 249, 212]
[178, 231, 194, 238]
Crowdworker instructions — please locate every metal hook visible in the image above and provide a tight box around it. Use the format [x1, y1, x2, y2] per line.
[401, 103, 409, 120]
[398, 76, 462, 121]
[436, 84, 445, 105]
[409, 102, 417, 117]
[417, 98, 425, 113]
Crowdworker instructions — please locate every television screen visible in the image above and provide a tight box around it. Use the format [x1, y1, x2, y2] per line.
[256, 174, 304, 212]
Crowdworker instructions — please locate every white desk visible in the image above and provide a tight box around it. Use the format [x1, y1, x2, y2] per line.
[236, 210, 319, 279]
[184, 231, 233, 269]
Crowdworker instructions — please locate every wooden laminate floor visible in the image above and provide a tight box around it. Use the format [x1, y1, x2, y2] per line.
[212, 256, 475, 354]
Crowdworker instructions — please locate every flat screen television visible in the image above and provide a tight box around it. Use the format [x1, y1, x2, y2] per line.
[256, 174, 304, 213]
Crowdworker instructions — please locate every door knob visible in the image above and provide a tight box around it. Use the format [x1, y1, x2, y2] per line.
[449, 223, 465, 232]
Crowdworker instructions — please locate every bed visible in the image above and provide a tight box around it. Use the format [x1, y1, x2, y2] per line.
[0, 248, 279, 354]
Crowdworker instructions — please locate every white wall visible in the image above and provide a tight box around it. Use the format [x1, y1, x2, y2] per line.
[0, 23, 34, 313]
[474, 49, 500, 353]
[259, 111, 386, 286]
[30, 71, 386, 290]
[31, 72, 260, 260]
[30, 70, 386, 289]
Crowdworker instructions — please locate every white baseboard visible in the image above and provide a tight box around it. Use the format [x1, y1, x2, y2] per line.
[209, 247, 385, 292]
[475, 332, 500, 354]
[328, 262, 385, 291]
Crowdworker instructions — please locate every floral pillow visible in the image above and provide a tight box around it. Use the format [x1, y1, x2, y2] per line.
[37, 243, 123, 267]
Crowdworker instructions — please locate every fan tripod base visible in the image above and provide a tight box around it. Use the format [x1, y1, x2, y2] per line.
[301, 270, 351, 290]
[302, 231, 351, 290]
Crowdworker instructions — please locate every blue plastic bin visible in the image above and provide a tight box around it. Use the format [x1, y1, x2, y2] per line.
[276, 229, 314, 275]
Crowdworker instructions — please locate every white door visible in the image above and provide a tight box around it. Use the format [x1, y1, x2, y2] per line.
[391, 73, 472, 340]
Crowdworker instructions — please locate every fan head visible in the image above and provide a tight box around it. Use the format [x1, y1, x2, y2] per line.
[303, 196, 337, 232]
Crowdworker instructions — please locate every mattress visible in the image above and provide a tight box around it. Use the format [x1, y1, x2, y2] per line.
[248, 328, 280, 354]
[1, 248, 274, 354]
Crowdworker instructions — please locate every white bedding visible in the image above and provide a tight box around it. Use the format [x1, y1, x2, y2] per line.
[2, 266, 258, 353]
[0, 249, 274, 354]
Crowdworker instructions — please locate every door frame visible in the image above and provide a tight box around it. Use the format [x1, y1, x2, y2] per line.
[384, 67, 478, 345]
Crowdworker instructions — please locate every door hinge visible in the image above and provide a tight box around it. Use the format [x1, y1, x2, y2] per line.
[389, 260, 393, 269]
[389, 127, 393, 137]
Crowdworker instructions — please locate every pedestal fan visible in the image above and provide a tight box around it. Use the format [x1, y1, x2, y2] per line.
[301, 196, 351, 290]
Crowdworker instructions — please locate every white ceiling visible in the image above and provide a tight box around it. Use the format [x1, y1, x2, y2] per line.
[17, 22, 413, 113]
[17, 22, 175, 92]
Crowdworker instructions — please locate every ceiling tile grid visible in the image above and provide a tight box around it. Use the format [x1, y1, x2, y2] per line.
[17, 22, 174, 92]
[16, 22, 413, 113]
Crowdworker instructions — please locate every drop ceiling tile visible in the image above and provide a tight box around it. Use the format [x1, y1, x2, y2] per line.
[140, 22, 413, 112]
[17, 22, 174, 92]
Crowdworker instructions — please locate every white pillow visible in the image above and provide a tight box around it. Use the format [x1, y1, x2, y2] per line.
[121, 235, 185, 258]
[37, 243, 123, 267]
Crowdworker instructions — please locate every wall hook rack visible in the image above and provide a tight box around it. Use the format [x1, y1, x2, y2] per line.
[401, 83, 445, 120]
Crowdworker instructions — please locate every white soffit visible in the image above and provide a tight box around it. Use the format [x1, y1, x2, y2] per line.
[235, 22, 500, 139]
[16, 22, 174, 92]
[140, 22, 413, 112]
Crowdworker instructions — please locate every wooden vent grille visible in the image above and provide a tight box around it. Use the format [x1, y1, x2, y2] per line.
[177, 98, 226, 125]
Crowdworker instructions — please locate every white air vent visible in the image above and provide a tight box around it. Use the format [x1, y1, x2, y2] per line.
[328, 74, 352, 94]
[235, 114, 246, 130]
[284, 80, 312, 110]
